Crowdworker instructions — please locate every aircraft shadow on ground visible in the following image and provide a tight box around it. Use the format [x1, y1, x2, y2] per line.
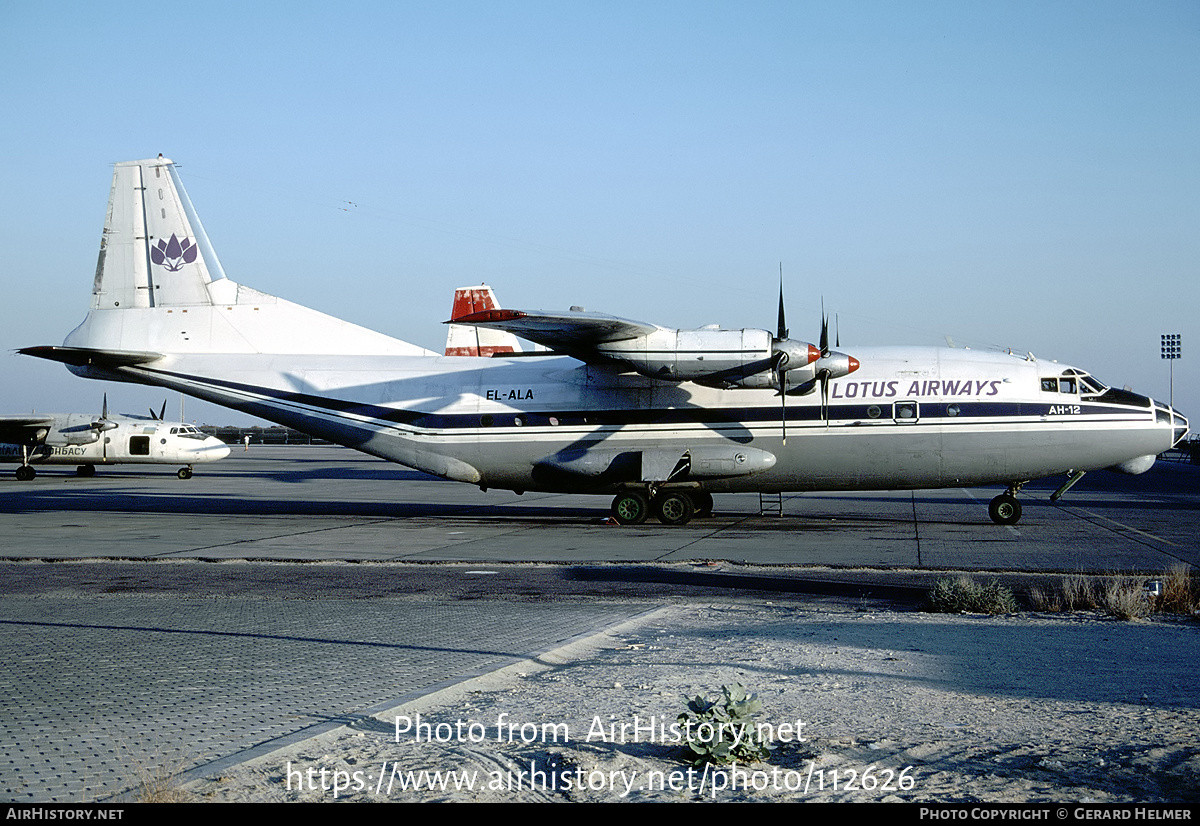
[670, 618, 1200, 710]
[0, 490, 601, 519]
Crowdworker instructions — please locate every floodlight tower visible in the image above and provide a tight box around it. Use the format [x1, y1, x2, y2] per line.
[1161, 333, 1181, 409]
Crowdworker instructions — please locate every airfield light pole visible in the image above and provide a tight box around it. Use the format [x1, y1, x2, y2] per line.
[1161, 333, 1181, 409]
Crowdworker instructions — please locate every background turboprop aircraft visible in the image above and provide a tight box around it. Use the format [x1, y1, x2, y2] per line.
[0, 396, 231, 480]
[20, 157, 1190, 525]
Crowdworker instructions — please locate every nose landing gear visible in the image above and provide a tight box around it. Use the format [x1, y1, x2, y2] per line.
[988, 482, 1026, 525]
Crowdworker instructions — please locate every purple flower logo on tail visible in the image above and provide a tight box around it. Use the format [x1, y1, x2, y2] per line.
[151, 234, 199, 272]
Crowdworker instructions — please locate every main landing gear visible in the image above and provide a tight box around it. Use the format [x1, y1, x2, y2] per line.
[15, 444, 37, 481]
[610, 490, 714, 526]
[988, 482, 1025, 525]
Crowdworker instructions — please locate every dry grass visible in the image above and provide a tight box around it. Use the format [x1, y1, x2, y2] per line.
[926, 576, 1019, 615]
[1027, 585, 1062, 612]
[126, 748, 194, 803]
[1028, 567, 1198, 621]
[1101, 576, 1151, 620]
[1156, 564, 1199, 615]
[1061, 573, 1101, 610]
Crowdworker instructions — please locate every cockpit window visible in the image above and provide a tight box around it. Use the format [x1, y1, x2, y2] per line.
[170, 425, 207, 440]
[1059, 377, 1077, 394]
[1080, 375, 1106, 394]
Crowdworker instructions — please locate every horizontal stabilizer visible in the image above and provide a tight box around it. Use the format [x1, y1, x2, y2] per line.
[19, 346, 162, 368]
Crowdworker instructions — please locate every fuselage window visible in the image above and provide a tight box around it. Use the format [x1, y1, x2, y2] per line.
[867, 405, 881, 419]
[894, 401, 918, 421]
[947, 403, 961, 417]
[1041, 378, 1058, 392]
[129, 436, 150, 456]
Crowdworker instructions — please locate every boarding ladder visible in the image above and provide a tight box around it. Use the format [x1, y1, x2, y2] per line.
[758, 492, 784, 517]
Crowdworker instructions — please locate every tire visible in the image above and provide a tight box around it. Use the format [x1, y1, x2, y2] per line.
[16, 466, 35, 481]
[611, 491, 649, 525]
[988, 494, 1022, 525]
[76, 465, 96, 477]
[177, 467, 193, 480]
[691, 491, 714, 517]
[654, 491, 695, 525]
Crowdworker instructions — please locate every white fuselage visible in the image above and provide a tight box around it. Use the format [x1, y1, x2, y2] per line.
[84, 344, 1181, 494]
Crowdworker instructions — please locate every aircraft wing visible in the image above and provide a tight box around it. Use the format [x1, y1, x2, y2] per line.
[446, 309, 659, 358]
[0, 415, 56, 445]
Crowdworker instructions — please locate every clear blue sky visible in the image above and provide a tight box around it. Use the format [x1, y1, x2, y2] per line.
[2, 1, 1197, 425]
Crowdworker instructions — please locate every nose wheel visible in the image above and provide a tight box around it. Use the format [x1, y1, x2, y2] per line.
[177, 466, 194, 480]
[988, 493, 1022, 525]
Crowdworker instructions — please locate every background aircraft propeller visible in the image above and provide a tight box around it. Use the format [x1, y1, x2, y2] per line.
[90, 394, 118, 433]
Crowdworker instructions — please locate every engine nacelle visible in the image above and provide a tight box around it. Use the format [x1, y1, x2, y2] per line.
[45, 429, 101, 447]
[598, 329, 819, 387]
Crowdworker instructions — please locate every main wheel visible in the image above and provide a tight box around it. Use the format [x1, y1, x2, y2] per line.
[654, 491, 695, 525]
[988, 494, 1022, 525]
[15, 466, 35, 481]
[177, 467, 193, 480]
[611, 491, 649, 525]
[76, 465, 96, 477]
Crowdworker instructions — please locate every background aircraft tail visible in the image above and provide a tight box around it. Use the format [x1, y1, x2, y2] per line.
[444, 285, 522, 356]
[63, 157, 433, 357]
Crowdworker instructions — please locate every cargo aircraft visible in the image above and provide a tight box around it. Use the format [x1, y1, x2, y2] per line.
[1, 396, 230, 480]
[21, 157, 1189, 524]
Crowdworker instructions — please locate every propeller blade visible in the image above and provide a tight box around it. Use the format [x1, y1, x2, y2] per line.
[773, 351, 789, 444]
[159, 400, 167, 421]
[819, 303, 829, 357]
[776, 267, 788, 341]
[101, 393, 108, 420]
[819, 368, 831, 426]
[781, 383, 787, 444]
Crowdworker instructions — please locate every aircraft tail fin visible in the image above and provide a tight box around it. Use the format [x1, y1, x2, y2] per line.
[63, 156, 433, 357]
[444, 285, 522, 356]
